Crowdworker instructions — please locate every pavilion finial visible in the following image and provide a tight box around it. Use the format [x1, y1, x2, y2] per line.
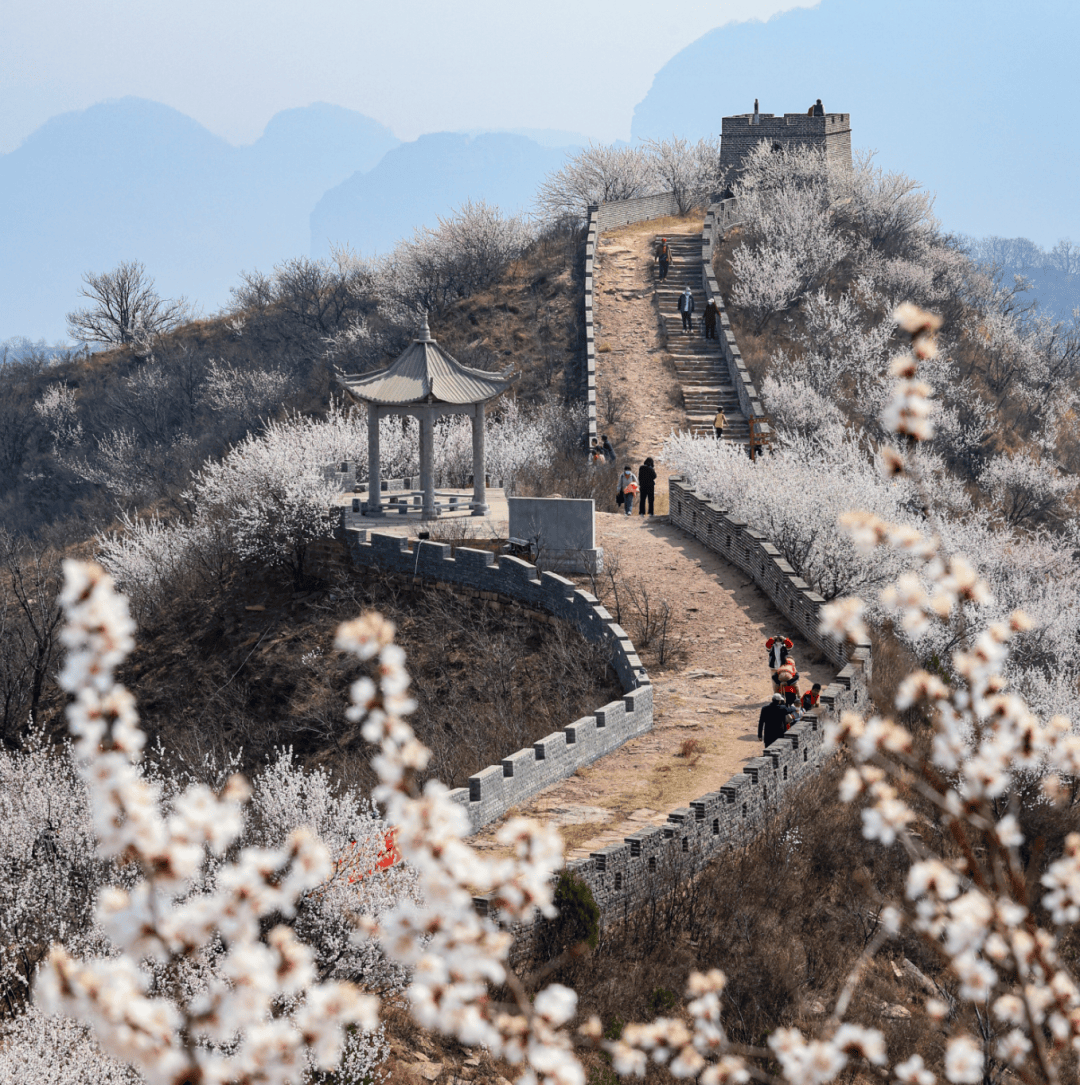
[417, 311, 432, 342]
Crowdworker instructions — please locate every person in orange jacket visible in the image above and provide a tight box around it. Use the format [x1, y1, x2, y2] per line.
[776, 659, 800, 705]
[801, 683, 822, 712]
[617, 465, 638, 515]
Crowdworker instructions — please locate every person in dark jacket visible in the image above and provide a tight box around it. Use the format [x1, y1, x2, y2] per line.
[601, 435, 616, 463]
[703, 299, 719, 340]
[765, 635, 793, 672]
[758, 693, 794, 749]
[655, 237, 671, 281]
[678, 287, 695, 332]
[813, 99, 825, 116]
[638, 457, 657, 516]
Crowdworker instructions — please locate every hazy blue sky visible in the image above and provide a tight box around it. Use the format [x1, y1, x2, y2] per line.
[1, 0, 813, 152]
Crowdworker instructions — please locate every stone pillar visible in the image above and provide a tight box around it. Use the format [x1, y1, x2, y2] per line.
[367, 405, 383, 517]
[471, 401, 488, 516]
[420, 403, 437, 519]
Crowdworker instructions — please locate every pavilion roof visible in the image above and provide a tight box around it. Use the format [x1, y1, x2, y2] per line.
[337, 315, 517, 406]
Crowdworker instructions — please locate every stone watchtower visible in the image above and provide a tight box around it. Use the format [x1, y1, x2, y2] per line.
[720, 104, 852, 184]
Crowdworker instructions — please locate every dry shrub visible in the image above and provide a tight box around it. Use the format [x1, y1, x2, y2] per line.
[117, 560, 621, 797]
[676, 737, 703, 761]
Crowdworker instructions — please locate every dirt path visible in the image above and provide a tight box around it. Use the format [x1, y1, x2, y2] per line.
[469, 218, 833, 866]
[591, 216, 694, 494]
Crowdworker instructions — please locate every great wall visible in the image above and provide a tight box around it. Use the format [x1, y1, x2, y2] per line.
[311, 110, 872, 948]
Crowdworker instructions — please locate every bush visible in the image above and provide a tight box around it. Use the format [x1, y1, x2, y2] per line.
[539, 869, 600, 959]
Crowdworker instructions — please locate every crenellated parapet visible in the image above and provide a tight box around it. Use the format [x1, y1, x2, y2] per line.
[309, 528, 653, 833]
[720, 111, 852, 182]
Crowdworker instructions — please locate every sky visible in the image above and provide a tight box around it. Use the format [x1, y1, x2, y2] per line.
[0, 0, 815, 153]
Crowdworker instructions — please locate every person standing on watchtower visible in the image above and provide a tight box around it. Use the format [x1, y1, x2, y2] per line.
[678, 287, 695, 333]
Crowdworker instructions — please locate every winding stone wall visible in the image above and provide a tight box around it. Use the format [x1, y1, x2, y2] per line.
[488, 478, 871, 962]
[486, 194, 872, 959]
[668, 479, 871, 673]
[308, 530, 653, 834]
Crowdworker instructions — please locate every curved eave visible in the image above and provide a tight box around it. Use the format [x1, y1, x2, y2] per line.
[336, 340, 518, 406]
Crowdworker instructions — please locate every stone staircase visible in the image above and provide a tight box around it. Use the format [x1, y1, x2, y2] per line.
[656, 235, 749, 445]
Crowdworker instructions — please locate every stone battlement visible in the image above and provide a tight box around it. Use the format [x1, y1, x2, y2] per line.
[308, 529, 653, 833]
[720, 110, 852, 182]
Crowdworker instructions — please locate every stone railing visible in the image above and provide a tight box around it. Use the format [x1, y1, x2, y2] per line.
[700, 201, 770, 437]
[593, 192, 681, 233]
[584, 192, 680, 440]
[307, 530, 653, 833]
[321, 464, 507, 505]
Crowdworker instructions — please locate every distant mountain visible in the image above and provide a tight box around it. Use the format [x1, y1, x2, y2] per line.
[311, 132, 570, 256]
[965, 236, 1080, 325]
[630, 0, 1080, 248]
[0, 98, 399, 340]
[463, 127, 589, 149]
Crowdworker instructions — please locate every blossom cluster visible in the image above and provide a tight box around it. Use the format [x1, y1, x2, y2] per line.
[35, 561, 382, 1085]
[817, 318, 1080, 1084]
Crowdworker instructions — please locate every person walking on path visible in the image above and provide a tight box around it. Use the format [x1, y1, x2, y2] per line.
[617, 465, 638, 515]
[758, 693, 795, 750]
[776, 658, 801, 706]
[703, 299, 719, 340]
[637, 456, 657, 516]
[678, 287, 695, 333]
[766, 634, 793, 691]
[655, 237, 671, 282]
[601, 435, 616, 463]
[713, 407, 727, 440]
[766, 635, 793, 672]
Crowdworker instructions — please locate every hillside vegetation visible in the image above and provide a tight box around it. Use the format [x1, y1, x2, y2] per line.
[3, 138, 1080, 1085]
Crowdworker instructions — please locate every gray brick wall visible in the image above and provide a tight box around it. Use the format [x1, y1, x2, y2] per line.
[667, 479, 871, 674]
[310, 529, 653, 834]
[719, 112, 852, 183]
[593, 192, 680, 233]
[700, 202, 772, 437]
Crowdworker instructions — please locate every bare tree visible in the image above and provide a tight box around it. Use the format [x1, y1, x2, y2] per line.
[0, 532, 62, 745]
[66, 260, 188, 349]
[535, 142, 658, 225]
[644, 136, 725, 214]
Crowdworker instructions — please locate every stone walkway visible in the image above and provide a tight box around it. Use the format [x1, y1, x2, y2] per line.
[469, 219, 834, 865]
